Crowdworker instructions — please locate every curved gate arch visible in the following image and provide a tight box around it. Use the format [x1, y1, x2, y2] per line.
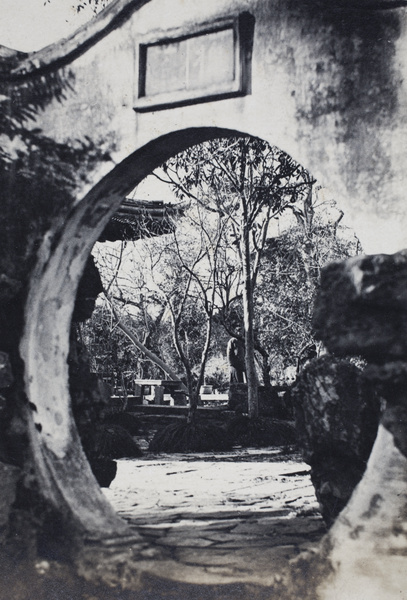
[20, 126, 254, 536]
[19, 123, 407, 599]
[3, 0, 407, 593]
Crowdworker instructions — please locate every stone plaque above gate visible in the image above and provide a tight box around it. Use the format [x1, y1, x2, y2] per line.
[134, 13, 254, 112]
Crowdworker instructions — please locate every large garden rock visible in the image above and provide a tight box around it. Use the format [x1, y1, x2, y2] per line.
[292, 356, 381, 525]
[0, 352, 13, 389]
[0, 462, 21, 529]
[228, 383, 248, 413]
[313, 251, 407, 362]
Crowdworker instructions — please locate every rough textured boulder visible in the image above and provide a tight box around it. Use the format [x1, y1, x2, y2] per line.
[313, 251, 407, 362]
[305, 250, 407, 598]
[228, 383, 248, 413]
[292, 356, 381, 525]
[89, 458, 117, 489]
[0, 462, 20, 529]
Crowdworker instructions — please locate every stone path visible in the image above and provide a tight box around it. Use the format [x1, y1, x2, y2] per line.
[102, 448, 327, 587]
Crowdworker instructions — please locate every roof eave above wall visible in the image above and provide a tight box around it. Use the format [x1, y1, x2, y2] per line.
[0, 0, 151, 82]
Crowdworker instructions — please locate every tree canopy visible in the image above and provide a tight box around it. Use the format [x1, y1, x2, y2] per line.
[153, 137, 314, 416]
[84, 135, 361, 424]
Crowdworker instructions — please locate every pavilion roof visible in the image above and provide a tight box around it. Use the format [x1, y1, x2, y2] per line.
[99, 198, 184, 242]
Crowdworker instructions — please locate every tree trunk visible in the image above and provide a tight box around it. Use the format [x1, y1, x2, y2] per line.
[185, 369, 197, 425]
[109, 306, 188, 394]
[241, 223, 258, 419]
[259, 347, 272, 391]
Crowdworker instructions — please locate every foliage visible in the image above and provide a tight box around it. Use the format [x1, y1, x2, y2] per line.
[81, 304, 149, 387]
[254, 205, 361, 380]
[88, 244, 170, 384]
[155, 137, 314, 417]
[0, 63, 75, 144]
[91, 202, 228, 417]
[0, 65, 111, 304]
[89, 138, 360, 418]
[75, 0, 110, 14]
[155, 209, 225, 412]
[45, 0, 111, 16]
[0, 52, 113, 491]
[203, 363, 230, 392]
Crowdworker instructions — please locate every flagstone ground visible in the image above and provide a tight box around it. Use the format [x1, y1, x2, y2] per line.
[102, 447, 326, 586]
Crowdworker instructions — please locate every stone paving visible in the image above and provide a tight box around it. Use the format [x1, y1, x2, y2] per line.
[102, 448, 327, 587]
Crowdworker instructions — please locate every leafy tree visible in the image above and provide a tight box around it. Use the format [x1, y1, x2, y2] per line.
[209, 188, 361, 385]
[81, 304, 146, 386]
[155, 205, 226, 420]
[154, 137, 313, 417]
[45, 0, 110, 16]
[254, 206, 361, 382]
[0, 65, 100, 304]
[89, 139, 360, 423]
[90, 239, 186, 384]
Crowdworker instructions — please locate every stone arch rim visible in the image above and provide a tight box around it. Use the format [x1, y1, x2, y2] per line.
[21, 127, 248, 422]
[19, 126, 259, 535]
[3, 0, 153, 81]
[19, 124, 375, 542]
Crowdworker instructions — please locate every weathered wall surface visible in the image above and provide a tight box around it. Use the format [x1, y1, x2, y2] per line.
[14, 0, 407, 253]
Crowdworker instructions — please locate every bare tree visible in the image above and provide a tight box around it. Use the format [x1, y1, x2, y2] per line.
[91, 240, 186, 386]
[154, 137, 313, 418]
[146, 203, 227, 422]
[91, 202, 227, 420]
